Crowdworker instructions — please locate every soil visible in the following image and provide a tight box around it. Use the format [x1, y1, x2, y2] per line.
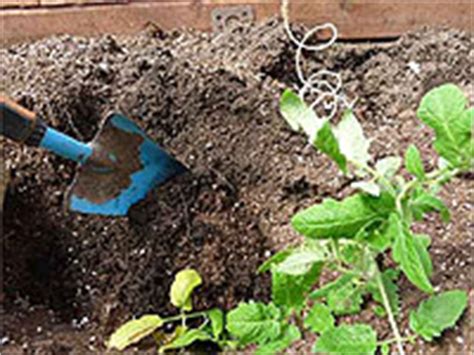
[1, 19, 472, 354]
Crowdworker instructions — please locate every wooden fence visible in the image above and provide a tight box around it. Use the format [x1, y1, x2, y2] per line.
[1, 1, 473, 46]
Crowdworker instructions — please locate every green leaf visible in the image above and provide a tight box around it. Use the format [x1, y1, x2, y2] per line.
[381, 343, 390, 355]
[374, 305, 386, 317]
[108, 315, 164, 351]
[417, 84, 472, 168]
[275, 249, 327, 276]
[405, 145, 425, 180]
[170, 269, 202, 311]
[208, 309, 224, 339]
[413, 234, 433, 278]
[310, 273, 355, 300]
[314, 121, 348, 173]
[159, 328, 211, 352]
[280, 89, 323, 137]
[292, 194, 385, 239]
[313, 324, 377, 355]
[258, 249, 293, 274]
[409, 290, 468, 341]
[375, 156, 402, 179]
[351, 181, 381, 197]
[340, 243, 364, 265]
[362, 192, 396, 216]
[226, 302, 282, 346]
[304, 303, 335, 333]
[255, 324, 301, 355]
[334, 110, 371, 167]
[366, 228, 392, 253]
[327, 281, 364, 316]
[410, 192, 450, 223]
[272, 262, 323, 311]
[391, 217, 433, 293]
[367, 269, 400, 316]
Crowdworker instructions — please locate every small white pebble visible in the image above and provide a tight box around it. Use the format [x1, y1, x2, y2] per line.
[36, 326, 42, 333]
[264, 250, 272, 258]
[1, 336, 9, 345]
[456, 336, 464, 344]
[79, 316, 89, 327]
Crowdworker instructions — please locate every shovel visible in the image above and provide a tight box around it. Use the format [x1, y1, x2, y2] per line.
[0, 96, 187, 216]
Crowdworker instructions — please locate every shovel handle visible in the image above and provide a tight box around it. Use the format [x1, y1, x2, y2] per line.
[0, 95, 46, 147]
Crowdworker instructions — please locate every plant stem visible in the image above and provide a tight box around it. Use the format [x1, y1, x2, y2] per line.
[375, 265, 405, 355]
[350, 159, 397, 197]
[163, 311, 208, 324]
[395, 179, 416, 217]
[395, 167, 459, 218]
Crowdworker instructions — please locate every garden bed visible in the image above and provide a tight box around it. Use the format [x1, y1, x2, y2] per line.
[1, 19, 472, 353]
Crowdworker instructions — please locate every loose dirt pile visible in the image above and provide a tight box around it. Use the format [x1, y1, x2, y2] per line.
[1, 20, 472, 353]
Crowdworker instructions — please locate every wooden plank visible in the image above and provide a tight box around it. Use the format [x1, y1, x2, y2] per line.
[1, 0, 473, 46]
[0, 0, 39, 9]
[39, 0, 127, 6]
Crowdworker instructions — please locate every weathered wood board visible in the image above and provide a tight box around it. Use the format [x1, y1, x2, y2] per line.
[1, 0, 473, 46]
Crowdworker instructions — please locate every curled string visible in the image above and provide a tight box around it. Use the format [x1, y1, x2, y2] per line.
[281, 0, 353, 121]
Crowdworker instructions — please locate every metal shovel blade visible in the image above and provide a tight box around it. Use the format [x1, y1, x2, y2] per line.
[66, 113, 187, 216]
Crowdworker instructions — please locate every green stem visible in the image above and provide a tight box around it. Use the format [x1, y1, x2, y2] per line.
[396, 167, 459, 218]
[374, 265, 405, 355]
[349, 159, 397, 197]
[426, 167, 459, 187]
[395, 180, 416, 217]
[163, 311, 208, 324]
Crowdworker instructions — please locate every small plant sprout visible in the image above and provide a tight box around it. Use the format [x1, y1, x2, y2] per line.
[108, 269, 229, 352]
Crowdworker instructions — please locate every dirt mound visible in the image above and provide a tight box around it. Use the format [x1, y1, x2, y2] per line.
[1, 20, 472, 353]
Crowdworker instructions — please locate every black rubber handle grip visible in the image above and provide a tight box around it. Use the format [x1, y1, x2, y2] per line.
[0, 96, 46, 147]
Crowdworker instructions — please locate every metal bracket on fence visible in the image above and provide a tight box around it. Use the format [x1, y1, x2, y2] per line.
[211, 5, 255, 32]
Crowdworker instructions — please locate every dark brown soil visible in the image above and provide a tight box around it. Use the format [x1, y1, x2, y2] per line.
[1, 20, 472, 354]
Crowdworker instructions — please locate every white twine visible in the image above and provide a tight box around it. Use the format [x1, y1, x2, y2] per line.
[281, 0, 353, 121]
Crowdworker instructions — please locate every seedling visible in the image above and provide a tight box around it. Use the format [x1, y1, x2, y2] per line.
[107, 269, 233, 352]
[225, 83, 470, 354]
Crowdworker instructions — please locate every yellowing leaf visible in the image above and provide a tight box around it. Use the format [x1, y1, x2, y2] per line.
[334, 110, 371, 167]
[108, 315, 164, 351]
[170, 269, 202, 311]
[280, 89, 324, 138]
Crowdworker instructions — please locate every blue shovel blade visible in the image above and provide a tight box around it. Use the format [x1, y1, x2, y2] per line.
[67, 113, 187, 216]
